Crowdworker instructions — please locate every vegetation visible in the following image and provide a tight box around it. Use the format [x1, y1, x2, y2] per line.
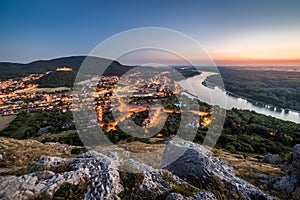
[52, 180, 91, 200]
[195, 108, 300, 155]
[205, 68, 300, 111]
[0, 109, 75, 139]
[34, 71, 79, 88]
[36, 131, 83, 146]
[216, 149, 286, 199]
[2, 93, 299, 157]
[119, 171, 158, 200]
[34, 179, 91, 200]
[0, 56, 131, 79]
[0, 137, 76, 176]
[119, 170, 199, 199]
[0, 115, 16, 131]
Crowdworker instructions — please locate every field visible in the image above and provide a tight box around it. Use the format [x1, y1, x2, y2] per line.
[0, 115, 16, 132]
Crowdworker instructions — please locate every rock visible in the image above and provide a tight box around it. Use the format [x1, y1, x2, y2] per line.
[123, 159, 171, 194]
[166, 191, 216, 200]
[0, 151, 123, 200]
[164, 140, 272, 200]
[0, 141, 279, 200]
[292, 186, 300, 199]
[273, 175, 298, 193]
[272, 144, 300, 194]
[291, 144, 300, 180]
[82, 153, 123, 200]
[263, 153, 282, 164]
[29, 155, 68, 172]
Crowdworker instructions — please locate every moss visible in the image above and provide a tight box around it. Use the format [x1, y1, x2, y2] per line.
[71, 147, 88, 155]
[119, 171, 198, 200]
[162, 171, 177, 184]
[170, 184, 198, 197]
[119, 171, 149, 199]
[53, 179, 91, 199]
[186, 175, 242, 200]
[34, 179, 91, 200]
[162, 170, 200, 197]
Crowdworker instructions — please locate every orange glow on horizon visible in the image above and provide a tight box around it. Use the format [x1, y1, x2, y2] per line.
[212, 56, 300, 66]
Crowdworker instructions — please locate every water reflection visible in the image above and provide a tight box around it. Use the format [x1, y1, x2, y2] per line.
[178, 72, 300, 124]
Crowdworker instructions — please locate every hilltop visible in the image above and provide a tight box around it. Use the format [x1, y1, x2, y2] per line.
[0, 56, 132, 79]
[0, 137, 299, 199]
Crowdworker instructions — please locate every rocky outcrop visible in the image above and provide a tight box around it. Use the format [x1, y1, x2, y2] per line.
[0, 151, 123, 200]
[0, 150, 200, 200]
[273, 144, 300, 195]
[273, 175, 298, 193]
[290, 144, 300, 180]
[263, 153, 282, 164]
[164, 141, 272, 200]
[0, 140, 275, 200]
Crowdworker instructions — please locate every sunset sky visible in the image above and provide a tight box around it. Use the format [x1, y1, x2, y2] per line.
[0, 0, 300, 66]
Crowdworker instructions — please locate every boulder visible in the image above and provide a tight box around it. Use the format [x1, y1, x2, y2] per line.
[0, 151, 123, 200]
[263, 153, 282, 164]
[273, 144, 300, 194]
[0, 141, 276, 200]
[273, 176, 298, 193]
[164, 141, 272, 200]
[291, 144, 300, 180]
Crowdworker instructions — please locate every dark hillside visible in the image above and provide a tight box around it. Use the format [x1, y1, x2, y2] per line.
[0, 56, 132, 79]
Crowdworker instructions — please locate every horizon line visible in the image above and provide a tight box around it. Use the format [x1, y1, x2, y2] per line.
[0, 54, 300, 67]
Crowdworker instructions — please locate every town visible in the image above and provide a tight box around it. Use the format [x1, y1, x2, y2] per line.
[0, 69, 72, 116]
[0, 67, 212, 139]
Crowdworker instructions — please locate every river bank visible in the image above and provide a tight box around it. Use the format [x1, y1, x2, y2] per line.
[178, 71, 300, 124]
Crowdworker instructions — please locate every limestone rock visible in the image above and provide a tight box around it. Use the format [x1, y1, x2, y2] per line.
[273, 144, 300, 194]
[29, 155, 69, 172]
[0, 151, 123, 200]
[263, 153, 282, 164]
[164, 141, 272, 200]
[291, 144, 300, 180]
[0, 141, 279, 200]
[273, 175, 298, 193]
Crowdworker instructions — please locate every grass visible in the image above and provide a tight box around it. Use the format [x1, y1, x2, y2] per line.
[117, 141, 164, 153]
[0, 115, 16, 131]
[162, 170, 199, 197]
[216, 148, 284, 182]
[10, 113, 35, 139]
[119, 170, 200, 199]
[0, 137, 77, 176]
[169, 184, 198, 197]
[162, 171, 177, 184]
[52, 179, 91, 199]
[34, 178, 91, 200]
[214, 148, 286, 199]
[34, 131, 78, 142]
[119, 171, 152, 200]
[186, 175, 242, 200]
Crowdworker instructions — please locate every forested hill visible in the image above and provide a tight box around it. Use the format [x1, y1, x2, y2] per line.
[0, 56, 132, 79]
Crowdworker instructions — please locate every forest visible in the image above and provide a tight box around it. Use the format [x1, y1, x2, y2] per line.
[204, 67, 300, 111]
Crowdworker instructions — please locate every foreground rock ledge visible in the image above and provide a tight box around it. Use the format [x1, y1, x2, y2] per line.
[0, 141, 272, 200]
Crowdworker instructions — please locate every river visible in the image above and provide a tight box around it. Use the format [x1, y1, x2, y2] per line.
[178, 71, 300, 124]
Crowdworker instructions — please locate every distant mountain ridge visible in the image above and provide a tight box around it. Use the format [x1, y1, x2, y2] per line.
[0, 56, 132, 79]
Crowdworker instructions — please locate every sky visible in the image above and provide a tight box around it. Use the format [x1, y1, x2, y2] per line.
[0, 0, 300, 66]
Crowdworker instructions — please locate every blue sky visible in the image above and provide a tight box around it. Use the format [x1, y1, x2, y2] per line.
[1, 0, 300, 65]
